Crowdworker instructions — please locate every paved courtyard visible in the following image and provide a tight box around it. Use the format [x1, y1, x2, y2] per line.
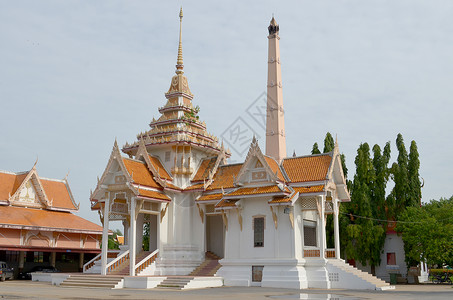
[0, 281, 452, 300]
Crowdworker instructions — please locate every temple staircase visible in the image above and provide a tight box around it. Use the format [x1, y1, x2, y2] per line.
[60, 275, 124, 289]
[189, 251, 221, 276]
[326, 259, 395, 290]
[156, 276, 194, 289]
[109, 251, 152, 275]
[156, 252, 222, 290]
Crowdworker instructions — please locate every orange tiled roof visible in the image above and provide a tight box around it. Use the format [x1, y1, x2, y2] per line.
[0, 205, 103, 233]
[269, 192, 298, 204]
[225, 185, 290, 197]
[292, 185, 325, 194]
[282, 154, 332, 183]
[192, 157, 216, 182]
[137, 189, 171, 201]
[0, 171, 27, 201]
[40, 179, 77, 210]
[207, 164, 243, 190]
[148, 155, 172, 180]
[264, 156, 285, 181]
[122, 158, 160, 188]
[0, 171, 77, 211]
[185, 183, 204, 190]
[215, 199, 238, 208]
[165, 182, 181, 190]
[197, 193, 223, 201]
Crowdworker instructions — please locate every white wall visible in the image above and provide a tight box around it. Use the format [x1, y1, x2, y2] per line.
[376, 233, 407, 281]
[224, 197, 294, 260]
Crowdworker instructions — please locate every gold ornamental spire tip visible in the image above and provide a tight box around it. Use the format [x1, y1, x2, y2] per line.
[176, 6, 184, 74]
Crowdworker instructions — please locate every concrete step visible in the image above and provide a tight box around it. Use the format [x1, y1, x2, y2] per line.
[328, 259, 391, 288]
[60, 282, 118, 288]
[156, 277, 194, 289]
[59, 275, 124, 289]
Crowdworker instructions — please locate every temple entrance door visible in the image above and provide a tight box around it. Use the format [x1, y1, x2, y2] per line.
[206, 214, 224, 258]
[144, 214, 158, 252]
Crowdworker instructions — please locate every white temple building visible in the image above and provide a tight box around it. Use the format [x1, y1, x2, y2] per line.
[80, 9, 393, 290]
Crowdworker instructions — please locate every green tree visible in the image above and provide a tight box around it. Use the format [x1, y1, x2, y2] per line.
[107, 229, 122, 250]
[340, 153, 348, 181]
[371, 142, 391, 221]
[143, 222, 150, 251]
[407, 140, 421, 208]
[390, 134, 410, 218]
[343, 143, 385, 274]
[397, 197, 453, 267]
[311, 142, 321, 155]
[323, 132, 335, 153]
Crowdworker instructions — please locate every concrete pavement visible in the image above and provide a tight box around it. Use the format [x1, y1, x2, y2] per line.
[0, 281, 452, 299]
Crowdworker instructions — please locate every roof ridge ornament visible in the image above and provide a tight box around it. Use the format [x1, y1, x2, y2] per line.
[176, 7, 184, 74]
[268, 16, 279, 35]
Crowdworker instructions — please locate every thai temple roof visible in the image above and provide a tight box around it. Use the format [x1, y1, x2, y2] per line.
[122, 8, 227, 158]
[0, 169, 78, 211]
[0, 167, 103, 234]
[90, 10, 350, 212]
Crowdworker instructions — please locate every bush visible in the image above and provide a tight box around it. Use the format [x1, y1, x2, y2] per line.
[429, 269, 453, 276]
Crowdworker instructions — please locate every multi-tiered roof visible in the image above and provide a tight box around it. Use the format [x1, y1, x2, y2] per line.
[122, 8, 227, 157]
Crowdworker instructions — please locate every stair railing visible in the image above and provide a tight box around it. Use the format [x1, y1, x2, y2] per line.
[304, 248, 321, 258]
[106, 250, 130, 274]
[83, 253, 101, 272]
[325, 248, 336, 258]
[135, 249, 159, 275]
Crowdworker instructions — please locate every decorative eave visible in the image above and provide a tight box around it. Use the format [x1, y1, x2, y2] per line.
[158, 104, 193, 114]
[135, 138, 171, 188]
[327, 138, 350, 202]
[9, 165, 52, 209]
[0, 224, 102, 236]
[122, 139, 225, 157]
[203, 143, 228, 189]
[268, 191, 299, 206]
[149, 117, 206, 130]
[234, 136, 279, 185]
[222, 185, 291, 200]
[62, 175, 80, 211]
[91, 140, 133, 203]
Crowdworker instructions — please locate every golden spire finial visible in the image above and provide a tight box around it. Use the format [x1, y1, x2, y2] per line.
[176, 6, 184, 74]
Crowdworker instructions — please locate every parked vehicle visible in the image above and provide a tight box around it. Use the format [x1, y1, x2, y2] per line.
[18, 265, 59, 280]
[0, 261, 14, 281]
[431, 272, 452, 284]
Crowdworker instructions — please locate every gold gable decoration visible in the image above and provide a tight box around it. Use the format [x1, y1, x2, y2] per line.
[166, 74, 193, 97]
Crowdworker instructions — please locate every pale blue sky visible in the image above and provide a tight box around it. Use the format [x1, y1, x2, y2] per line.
[1, 0, 452, 227]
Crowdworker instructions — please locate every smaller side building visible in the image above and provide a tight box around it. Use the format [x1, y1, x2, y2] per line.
[0, 165, 103, 276]
[355, 223, 429, 283]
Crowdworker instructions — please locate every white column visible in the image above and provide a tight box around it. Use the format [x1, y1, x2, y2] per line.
[333, 200, 340, 259]
[129, 197, 136, 276]
[123, 219, 129, 246]
[101, 197, 110, 275]
[319, 196, 326, 259]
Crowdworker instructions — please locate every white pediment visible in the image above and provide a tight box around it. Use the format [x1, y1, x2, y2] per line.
[18, 181, 39, 204]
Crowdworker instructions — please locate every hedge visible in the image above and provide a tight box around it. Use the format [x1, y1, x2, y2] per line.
[429, 269, 453, 276]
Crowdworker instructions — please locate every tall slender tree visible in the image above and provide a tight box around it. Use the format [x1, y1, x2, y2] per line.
[311, 142, 321, 155]
[371, 142, 391, 221]
[407, 140, 421, 208]
[323, 132, 335, 153]
[391, 133, 410, 218]
[344, 143, 385, 274]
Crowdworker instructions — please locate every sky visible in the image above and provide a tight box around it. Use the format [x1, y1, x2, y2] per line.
[1, 0, 453, 229]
